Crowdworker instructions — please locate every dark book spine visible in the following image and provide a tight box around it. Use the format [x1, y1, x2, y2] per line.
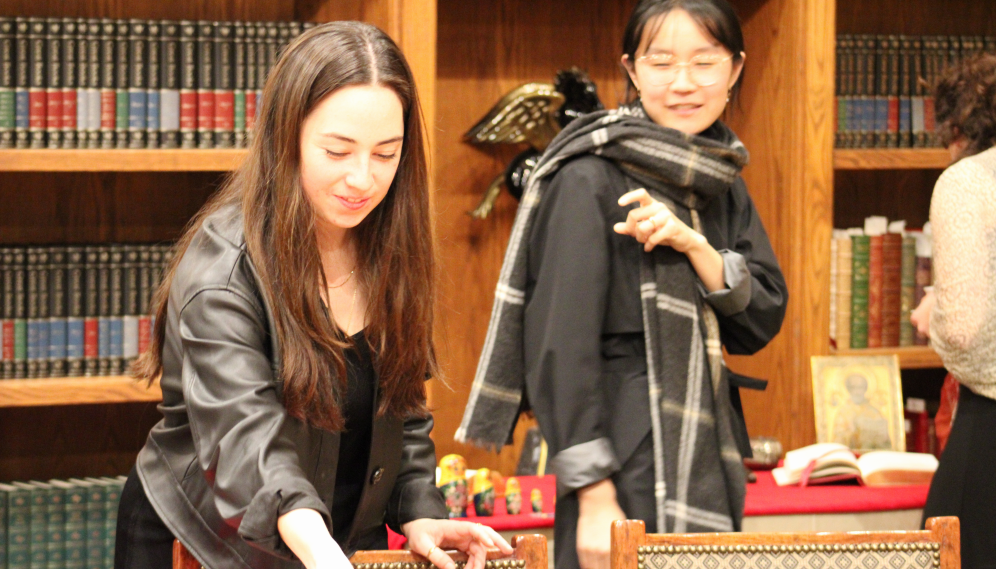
[1, 248, 13, 378]
[97, 246, 111, 376]
[127, 19, 147, 148]
[244, 22, 257, 136]
[834, 35, 842, 148]
[145, 20, 161, 148]
[122, 245, 139, 369]
[913, 253, 932, 346]
[213, 21, 235, 148]
[48, 246, 67, 377]
[852, 35, 868, 148]
[255, 22, 267, 126]
[26, 247, 38, 378]
[178, 20, 196, 148]
[842, 35, 856, 148]
[98, 18, 116, 148]
[160, 20, 180, 148]
[881, 233, 903, 347]
[14, 18, 29, 148]
[84, 19, 99, 148]
[108, 246, 124, 374]
[233, 22, 246, 148]
[196, 20, 214, 149]
[83, 246, 99, 376]
[66, 246, 84, 376]
[277, 21, 292, 55]
[114, 19, 129, 149]
[264, 21, 278, 91]
[36, 247, 50, 378]
[45, 18, 63, 149]
[886, 35, 900, 148]
[898, 35, 913, 148]
[27, 17, 46, 149]
[874, 35, 889, 148]
[137, 246, 152, 356]
[12, 247, 26, 378]
[986, 35, 996, 55]
[911, 37, 926, 148]
[0, 18, 14, 148]
[61, 17, 78, 149]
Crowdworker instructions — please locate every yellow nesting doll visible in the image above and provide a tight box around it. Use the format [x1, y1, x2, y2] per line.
[437, 454, 468, 518]
[504, 477, 522, 515]
[530, 487, 543, 513]
[471, 468, 495, 516]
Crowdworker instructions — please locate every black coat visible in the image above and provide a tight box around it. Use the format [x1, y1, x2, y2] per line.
[136, 203, 447, 569]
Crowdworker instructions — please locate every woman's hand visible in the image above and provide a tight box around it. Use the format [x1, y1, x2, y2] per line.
[402, 518, 513, 569]
[576, 479, 627, 569]
[277, 508, 352, 569]
[911, 288, 936, 336]
[613, 189, 705, 253]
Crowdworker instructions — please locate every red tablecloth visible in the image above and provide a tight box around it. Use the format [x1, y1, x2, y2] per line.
[743, 469, 930, 516]
[388, 471, 930, 547]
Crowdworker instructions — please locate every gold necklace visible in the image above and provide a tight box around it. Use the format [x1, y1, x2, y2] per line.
[327, 269, 355, 289]
[344, 281, 359, 335]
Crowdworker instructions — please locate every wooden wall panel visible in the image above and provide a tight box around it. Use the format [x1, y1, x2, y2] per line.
[0, 0, 293, 20]
[431, 0, 636, 472]
[837, 0, 996, 35]
[723, 0, 835, 453]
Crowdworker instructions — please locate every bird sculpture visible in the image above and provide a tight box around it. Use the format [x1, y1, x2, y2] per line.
[463, 68, 604, 219]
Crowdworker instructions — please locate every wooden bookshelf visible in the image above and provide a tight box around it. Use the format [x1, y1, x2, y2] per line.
[834, 149, 951, 170]
[831, 346, 944, 370]
[0, 149, 247, 172]
[0, 376, 162, 408]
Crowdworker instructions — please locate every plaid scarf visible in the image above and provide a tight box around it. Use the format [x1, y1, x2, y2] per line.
[455, 102, 750, 532]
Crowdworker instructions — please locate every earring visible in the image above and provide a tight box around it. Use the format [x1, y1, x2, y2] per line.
[726, 90, 731, 103]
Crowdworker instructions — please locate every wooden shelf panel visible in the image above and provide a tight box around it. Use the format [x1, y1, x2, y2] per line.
[833, 149, 951, 170]
[0, 376, 162, 408]
[0, 149, 247, 172]
[831, 346, 944, 369]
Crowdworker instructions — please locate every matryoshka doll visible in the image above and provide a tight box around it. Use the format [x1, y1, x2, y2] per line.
[437, 454, 468, 518]
[530, 488, 543, 513]
[471, 468, 495, 516]
[504, 477, 522, 515]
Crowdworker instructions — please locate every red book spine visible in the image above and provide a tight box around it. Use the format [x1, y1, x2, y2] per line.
[29, 90, 46, 129]
[2, 320, 13, 361]
[197, 91, 214, 136]
[880, 233, 903, 347]
[62, 88, 76, 130]
[84, 317, 98, 358]
[180, 92, 197, 130]
[46, 89, 62, 131]
[214, 91, 233, 130]
[100, 90, 116, 129]
[138, 315, 151, 354]
[867, 234, 884, 348]
[245, 92, 256, 131]
[904, 409, 929, 453]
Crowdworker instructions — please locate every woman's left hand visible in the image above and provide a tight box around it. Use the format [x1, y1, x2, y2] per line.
[401, 518, 513, 569]
[613, 189, 707, 253]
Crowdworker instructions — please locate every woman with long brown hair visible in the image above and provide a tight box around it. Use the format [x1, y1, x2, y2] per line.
[115, 21, 510, 569]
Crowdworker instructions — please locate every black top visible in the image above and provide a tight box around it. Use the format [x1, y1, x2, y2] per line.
[523, 154, 788, 495]
[332, 332, 376, 544]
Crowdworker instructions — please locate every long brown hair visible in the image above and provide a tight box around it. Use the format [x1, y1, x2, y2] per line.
[135, 21, 436, 431]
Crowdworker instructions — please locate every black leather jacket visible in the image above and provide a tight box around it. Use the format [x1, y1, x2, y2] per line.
[136, 203, 448, 569]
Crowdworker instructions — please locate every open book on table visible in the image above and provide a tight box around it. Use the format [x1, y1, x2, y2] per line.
[771, 442, 938, 487]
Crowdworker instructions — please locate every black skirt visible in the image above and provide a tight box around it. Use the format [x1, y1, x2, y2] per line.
[921, 384, 996, 569]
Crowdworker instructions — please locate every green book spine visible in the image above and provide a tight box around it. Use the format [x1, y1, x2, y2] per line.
[12, 482, 46, 569]
[50, 481, 86, 569]
[850, 234, 870, 348]
[28, 481, 65, 569]
[0, 483, 7, 569]
[899, 235, 917, 346]
[68, 480, 104, 569]
[88, 477, 123, 569]
[3, 483, 32, 569]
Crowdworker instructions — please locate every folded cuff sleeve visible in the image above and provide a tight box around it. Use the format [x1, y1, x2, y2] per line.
[699, 249, 752, 316]
[549, 437, 621, 497]
[237, 474, 331, 559]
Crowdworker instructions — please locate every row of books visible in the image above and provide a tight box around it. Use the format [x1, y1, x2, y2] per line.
[0, 243, 172, 380]
[0, 475, 125, 569]
[0, 17, 316, 150]
[829, 216, 932, 350]
[834, 34, 995, 149]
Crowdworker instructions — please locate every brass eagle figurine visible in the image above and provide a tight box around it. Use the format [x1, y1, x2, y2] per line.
[463, 68, 604, 219]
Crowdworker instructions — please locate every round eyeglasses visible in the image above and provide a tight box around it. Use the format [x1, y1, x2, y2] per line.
[635, 53, 735, 87]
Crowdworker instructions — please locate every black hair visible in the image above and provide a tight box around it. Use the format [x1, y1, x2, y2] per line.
[622, 0, 745, 103]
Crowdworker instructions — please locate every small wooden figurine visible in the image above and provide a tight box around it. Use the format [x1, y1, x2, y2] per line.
[530, 487, 543, 513]
[437, 454, 468, 518]
[504, 477, 522, 515]
[471, 468, 495, 516]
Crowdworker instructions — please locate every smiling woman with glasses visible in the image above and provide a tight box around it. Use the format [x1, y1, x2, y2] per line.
[457, 2, 787, 569]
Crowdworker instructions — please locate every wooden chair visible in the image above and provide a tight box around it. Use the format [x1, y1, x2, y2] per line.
[173, 533, 548, 569]
[611, 517, 960, 569]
